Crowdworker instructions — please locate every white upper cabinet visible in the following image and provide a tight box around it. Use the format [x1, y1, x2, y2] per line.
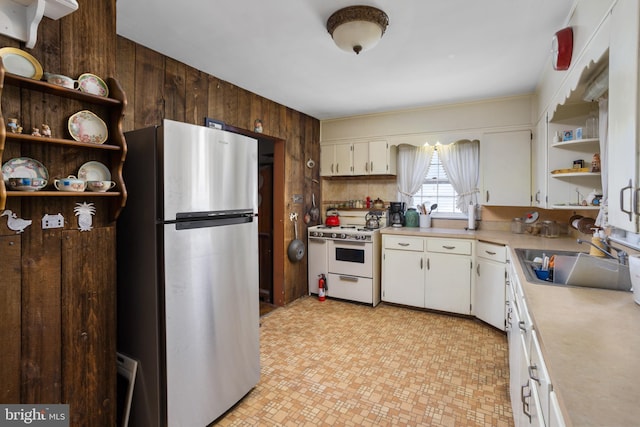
[608, 0, 640, 232]
[532, 115, 548, 208]
[320, 142, 353, 176]
[322, 140, 396, 176]
[353, 140, 397, 175]
[481, 130, 532, 206]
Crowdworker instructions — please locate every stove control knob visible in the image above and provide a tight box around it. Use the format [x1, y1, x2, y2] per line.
[331, 233, 337, 238]
[340, 233, 346, 239]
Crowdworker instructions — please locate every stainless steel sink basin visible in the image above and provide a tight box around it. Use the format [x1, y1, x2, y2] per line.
[514, 248, 632, 291]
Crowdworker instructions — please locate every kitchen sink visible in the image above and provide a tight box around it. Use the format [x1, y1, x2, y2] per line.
[514, 248, 632, 291]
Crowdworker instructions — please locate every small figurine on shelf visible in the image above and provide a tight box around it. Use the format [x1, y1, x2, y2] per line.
[254, 119, 263, 133]
[7, 118, 22, 134]
[31, 128, 41, 137]
[41, 124, 51, 137]
[591, 153, 601, 172]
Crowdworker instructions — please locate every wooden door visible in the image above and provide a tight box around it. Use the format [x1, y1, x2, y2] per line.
[258, 165, 273, 302]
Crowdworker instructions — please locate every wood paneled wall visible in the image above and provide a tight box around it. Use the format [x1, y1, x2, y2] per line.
[0, 0, 318, 423]
[114, 37, 321, 305]
[0, 1, 118, 425]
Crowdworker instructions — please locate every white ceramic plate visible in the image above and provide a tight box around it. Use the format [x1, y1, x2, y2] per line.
[0, 47, 43, 79]
[77, 73, 109, 97]
[2, 157, 49, 185]
[68, 110, 108, 144]
[78, 161, 111, 181]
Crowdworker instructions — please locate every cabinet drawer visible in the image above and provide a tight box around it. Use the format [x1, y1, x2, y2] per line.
[383, 235, 424, 251]
[327, 273, 373, 304]
[477, 241, 506, 263]
[426, 238, 472, 255]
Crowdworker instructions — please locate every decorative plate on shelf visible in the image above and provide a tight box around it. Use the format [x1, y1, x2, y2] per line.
[77, 73, 109, 97]
[2, 157, 49, 184]
[68, 110, 108, 144]
[78, 161, 111, 181]
[0, 47, 43, 79]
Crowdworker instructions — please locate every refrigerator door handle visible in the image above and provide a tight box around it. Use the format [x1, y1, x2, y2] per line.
[175, 214, 254, 230]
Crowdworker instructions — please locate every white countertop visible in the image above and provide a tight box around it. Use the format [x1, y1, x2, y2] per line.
[381, 227, 640, 427]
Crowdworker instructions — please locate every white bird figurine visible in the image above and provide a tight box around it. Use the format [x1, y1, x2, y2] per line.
[1, 210, 32, 234]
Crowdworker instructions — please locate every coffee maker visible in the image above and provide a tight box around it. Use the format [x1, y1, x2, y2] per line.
[389, 202, 405, 227]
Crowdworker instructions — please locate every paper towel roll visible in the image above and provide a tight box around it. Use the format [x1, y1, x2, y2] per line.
[468, 203, 475, 230]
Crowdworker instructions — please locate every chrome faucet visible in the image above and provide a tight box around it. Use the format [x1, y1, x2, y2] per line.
[576, 238, 628, 265]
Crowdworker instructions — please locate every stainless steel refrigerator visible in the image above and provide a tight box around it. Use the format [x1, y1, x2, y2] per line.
[117, 119, 260, 426]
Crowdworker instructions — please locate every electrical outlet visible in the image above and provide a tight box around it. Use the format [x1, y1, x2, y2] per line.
[42, 213, 64, 229]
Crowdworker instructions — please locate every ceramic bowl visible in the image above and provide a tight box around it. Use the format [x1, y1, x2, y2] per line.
[7, 177, 47, 191]
[54, 175, 86, 192]
[86, 180, 116, 192]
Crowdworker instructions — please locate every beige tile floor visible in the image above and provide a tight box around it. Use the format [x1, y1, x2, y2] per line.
[215, 297, 513, 426]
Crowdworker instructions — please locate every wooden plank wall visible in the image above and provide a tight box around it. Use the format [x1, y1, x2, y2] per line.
[0, 0, 118, 425]
[0, 1, 319, 423]
[115, 37, 321, 305]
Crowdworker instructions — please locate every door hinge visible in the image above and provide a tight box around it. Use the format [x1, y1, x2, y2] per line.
[470, 303, 473, 311]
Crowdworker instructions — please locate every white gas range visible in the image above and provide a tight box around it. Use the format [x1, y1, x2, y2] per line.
[307, 224, 381, 306]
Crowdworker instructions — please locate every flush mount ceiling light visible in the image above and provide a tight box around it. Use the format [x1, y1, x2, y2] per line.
[327, 5, 389, 55]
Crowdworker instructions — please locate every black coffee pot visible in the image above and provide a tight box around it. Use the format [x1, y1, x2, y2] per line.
[389, 202, 405, 226]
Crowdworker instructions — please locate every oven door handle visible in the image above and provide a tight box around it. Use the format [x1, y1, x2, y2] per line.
[338, 275, 359, 282]
[333, 240, 367, 247]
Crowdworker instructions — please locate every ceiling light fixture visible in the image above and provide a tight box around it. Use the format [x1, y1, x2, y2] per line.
[327, 5, 389, 55]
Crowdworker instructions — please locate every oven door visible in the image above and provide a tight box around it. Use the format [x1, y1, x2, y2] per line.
[327, 239, 372, 278]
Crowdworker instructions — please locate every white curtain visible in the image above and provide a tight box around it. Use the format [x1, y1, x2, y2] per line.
[396, 144, 434, 208]
[438, 139, 480, 214]
[596, 97, 608, 226]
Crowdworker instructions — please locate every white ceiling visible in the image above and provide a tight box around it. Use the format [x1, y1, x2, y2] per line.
[116, 1, 575, 121]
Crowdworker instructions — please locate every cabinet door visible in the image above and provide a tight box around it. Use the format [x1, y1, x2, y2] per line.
[549, 390, 566, 427]
[369, 140, 391, 174]
[533, 115, 548, 208]
[425, 252, 471, 314]
[334, 142, 353, 175]
[353, 141, 369, 175]
[481, 130, 532, 206]
[530, 330, 551, 427]
[475, 258, 506, 330]
[382, 249, 425, 307]
[320, 144, 335, 176]
[608, 0, 640, 232]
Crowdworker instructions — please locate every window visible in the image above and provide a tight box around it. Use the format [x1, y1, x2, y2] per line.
[412, 149, 462, 215]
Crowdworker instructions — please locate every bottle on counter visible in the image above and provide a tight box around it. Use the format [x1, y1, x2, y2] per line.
[590, 229, 607, 257]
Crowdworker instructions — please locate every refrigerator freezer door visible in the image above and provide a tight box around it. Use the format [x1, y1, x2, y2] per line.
[163, 219, 260, 425]
[160, 119, 258, 221]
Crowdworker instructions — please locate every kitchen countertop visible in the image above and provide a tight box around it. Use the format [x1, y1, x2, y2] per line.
[381, 226, 640, 427]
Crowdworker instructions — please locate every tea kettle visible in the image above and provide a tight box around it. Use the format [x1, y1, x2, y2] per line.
[325, 208, 340, 227]
[365, 212, 381, 229]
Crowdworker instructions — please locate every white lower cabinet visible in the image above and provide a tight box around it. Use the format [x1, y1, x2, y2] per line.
[549, 391, 566, 427]
[381, 235, 425, 306]
[382, 235, 473, 312]
[425, 238, 472, 314]
[507, 252, 565, 427]
[474, 241, 507, 330]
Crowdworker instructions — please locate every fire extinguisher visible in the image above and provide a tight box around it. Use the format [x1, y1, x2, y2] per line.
[318, 274, 327, 302]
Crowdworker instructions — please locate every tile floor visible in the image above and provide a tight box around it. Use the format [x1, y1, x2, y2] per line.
[215, 297, 513, 426]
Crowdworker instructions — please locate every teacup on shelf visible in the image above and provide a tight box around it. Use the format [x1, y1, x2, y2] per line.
[44, 72, 79, 90]
[86, 180, 116, 192]
[8, 177, 47, 191]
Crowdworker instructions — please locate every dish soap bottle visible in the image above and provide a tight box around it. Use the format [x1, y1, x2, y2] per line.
[590, 228, 606, 257]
